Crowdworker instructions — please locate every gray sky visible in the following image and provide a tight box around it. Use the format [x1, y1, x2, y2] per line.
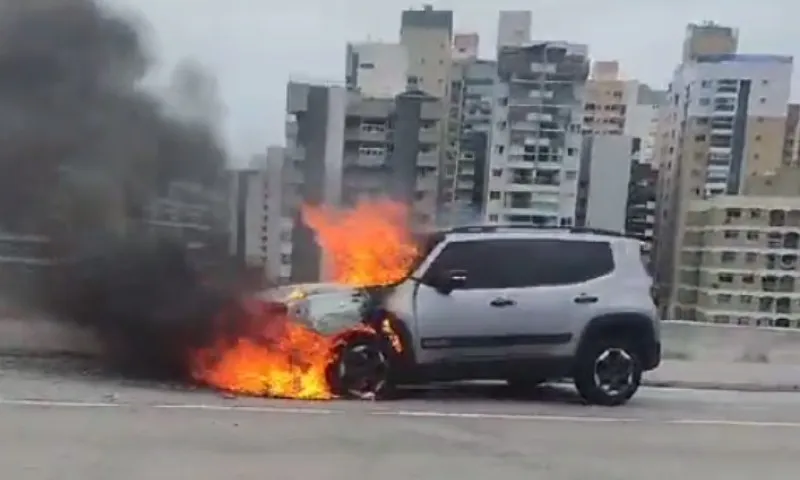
[106, 0, 796, 164]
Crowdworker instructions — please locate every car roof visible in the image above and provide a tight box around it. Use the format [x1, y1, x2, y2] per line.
[434, 225, 645, 246]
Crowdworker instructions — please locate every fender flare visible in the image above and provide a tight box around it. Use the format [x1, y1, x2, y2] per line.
[576, 312, 656, 357]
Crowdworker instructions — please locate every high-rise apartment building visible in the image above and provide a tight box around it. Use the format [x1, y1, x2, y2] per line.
[285, 81, 347, 282]
[675, 168, 800, 328]
[496, 11, 531, 49]
[575, 135, 657, 255]
[652, 23, 793, 313]
[345, 42, 409, 98]
[400, 6, 454, 225]
[400, 5, 453, 98]
[342, 88, 443, 225]
[452, 32, 479, 61]
[682, 22, 738, 62]
[483, 40, 590, 226]
[582, 61, 666, 163]
[283, 76, 445, 282]
[783, 103, 800, 166]
[442, 58, 496, 224]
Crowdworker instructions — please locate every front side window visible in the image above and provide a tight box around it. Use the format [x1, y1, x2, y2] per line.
[422, 240, 501, 289]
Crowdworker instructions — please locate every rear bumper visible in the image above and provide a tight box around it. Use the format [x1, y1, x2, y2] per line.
[641, 340, 661, 371]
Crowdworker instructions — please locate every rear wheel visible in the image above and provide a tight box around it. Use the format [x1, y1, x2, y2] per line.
[574, 336, 642, 406]
[328, 336, 394, 400]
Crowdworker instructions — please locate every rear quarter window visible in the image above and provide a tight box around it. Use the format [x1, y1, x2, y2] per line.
[499, 238, 614, 287]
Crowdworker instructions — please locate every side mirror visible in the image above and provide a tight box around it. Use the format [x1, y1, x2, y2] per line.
[433, 269, 467, 295]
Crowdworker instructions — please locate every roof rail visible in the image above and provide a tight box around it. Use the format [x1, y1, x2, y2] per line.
[444, 224, 643, 240]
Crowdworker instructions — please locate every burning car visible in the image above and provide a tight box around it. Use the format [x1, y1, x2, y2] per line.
[191, 200, 659, 406]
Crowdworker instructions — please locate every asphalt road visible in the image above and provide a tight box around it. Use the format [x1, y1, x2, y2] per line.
[2, 360, 800, 479]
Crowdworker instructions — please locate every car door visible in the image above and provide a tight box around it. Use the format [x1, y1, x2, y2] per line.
[499, 238, 615, 357]
[413, 239, 519, 365]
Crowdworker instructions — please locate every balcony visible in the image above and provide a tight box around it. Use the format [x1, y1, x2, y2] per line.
[345, 125, 389, 142]
[419, 128, 440, 144]
[417, 151, 439, 168]
[416, 175, 438, 192]
[344, 151, 388, 168]
[508, 97, 540, 107]
[347, 96, 393, 119]
[420, 101, 443, 120]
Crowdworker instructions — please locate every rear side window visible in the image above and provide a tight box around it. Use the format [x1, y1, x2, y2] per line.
[524, 239, 614, 286]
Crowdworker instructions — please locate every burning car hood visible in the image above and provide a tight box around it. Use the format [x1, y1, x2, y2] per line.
[259, 283, 391, 337]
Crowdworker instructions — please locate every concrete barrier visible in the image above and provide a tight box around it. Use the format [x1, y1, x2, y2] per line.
[661, 320, 800, 364]
[2, 318, 800, 364]
[0, 317, 100, 357]
[2, 317, 800, 391]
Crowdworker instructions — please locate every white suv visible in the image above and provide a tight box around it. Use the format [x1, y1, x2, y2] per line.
[296, 226, 661, 406]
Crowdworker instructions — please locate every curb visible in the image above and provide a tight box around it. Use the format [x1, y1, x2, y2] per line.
[643, 379, 800, 393]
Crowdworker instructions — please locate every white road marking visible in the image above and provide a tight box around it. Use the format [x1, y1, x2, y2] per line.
[371, 409, 639, 423]
[0, 398, 119, 408]
[2, 397, 800, 429]
[155, 404, 336, 415]
[668, 418, 800, 428]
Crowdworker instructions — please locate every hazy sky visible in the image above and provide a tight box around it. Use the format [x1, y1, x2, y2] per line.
[106, 0, 796, 164]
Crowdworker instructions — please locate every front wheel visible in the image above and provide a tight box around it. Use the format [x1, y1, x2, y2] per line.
[327, 336, 394, 400]
[573, 337, 642, 406]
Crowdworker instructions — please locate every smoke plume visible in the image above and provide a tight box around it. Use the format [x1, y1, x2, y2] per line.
[0, 0, 241, 379]
[0, 0, 226, 234]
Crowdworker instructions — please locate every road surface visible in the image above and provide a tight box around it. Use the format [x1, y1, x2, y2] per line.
[1, 358, 800, 479]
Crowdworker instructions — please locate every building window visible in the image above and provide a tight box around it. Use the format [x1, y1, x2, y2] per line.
[488, 214, 498, 222]
[489, 191, 501, 200]
[718, 273, 734, 283]
[743, 274, 755, 284]
[492, 168, 502, 177]
[694, 134, 706, 142]
[746, 231, 759, 240]
[717, 294, 732, 304]
[721, 251, 736, 263]
[698, 98, 710, 106]
[740, 295, 753, 304]
[745, 253, 757, 263]
[725, 208, 741, 219]
[567, 148, 576, 156]
[723, 230, 738, 239]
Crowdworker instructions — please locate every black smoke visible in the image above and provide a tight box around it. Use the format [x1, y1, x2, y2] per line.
[0, 0, 246, 380]
[0, 0, 226, 233]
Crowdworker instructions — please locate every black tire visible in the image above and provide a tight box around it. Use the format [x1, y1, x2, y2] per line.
[573, 336, 642, 406]
[327, 335, 395, 400]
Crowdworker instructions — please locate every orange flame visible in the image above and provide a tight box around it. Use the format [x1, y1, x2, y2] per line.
[190, 198, 416, 399]
[301, 198, 418, 287]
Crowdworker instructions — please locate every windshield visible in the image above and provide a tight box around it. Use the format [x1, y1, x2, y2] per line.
[404, 231, 446, 279]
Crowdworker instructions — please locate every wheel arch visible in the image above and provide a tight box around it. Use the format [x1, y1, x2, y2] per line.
[576, 312, 656, 362]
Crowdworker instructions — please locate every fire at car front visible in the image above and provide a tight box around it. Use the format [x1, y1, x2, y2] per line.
[190, 199, 417, 401]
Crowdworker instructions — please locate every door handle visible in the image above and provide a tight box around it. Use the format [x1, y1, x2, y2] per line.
[574, 294, 598, 304]
[490, 297, 515, 307]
